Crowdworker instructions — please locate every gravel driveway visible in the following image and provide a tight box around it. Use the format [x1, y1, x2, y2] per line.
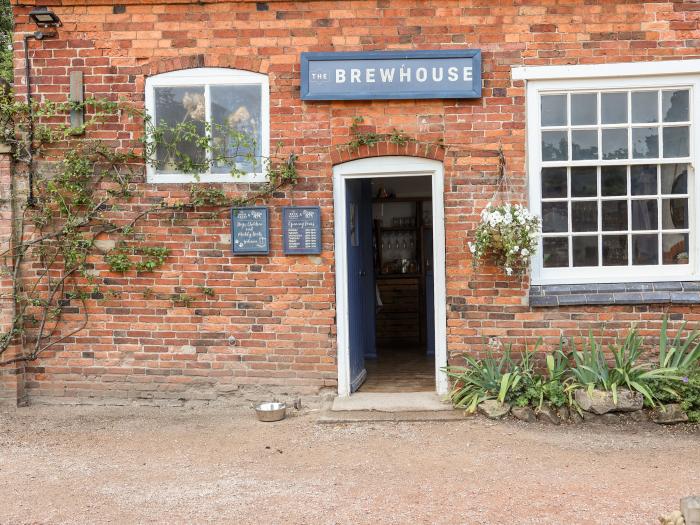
[1, 404, 698, 524]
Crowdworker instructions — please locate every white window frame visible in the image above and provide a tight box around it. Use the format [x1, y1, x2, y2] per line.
[145, 67, 270, 183]
[517, 60, 700, 285]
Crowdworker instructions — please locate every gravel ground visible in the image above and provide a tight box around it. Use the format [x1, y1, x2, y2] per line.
[0, 404, 698, 524]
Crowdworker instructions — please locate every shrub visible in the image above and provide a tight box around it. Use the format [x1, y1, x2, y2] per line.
[513, 341, 571, 409]
[649, 370, 700, 422]
[570, 329, 681, 407]
[446, 321, 700, 414]
[444, 348, 524, 413]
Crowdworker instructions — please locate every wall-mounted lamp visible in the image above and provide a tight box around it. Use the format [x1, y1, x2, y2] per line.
[29, 7, 62, 28]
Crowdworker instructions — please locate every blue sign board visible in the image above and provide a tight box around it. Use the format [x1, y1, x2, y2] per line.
[283, 206, 322, 255]
[300, 49, 481, 101]
[231, 207, 269, 255]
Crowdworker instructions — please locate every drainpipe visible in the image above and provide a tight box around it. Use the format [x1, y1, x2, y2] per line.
[23, 30, 55, 206]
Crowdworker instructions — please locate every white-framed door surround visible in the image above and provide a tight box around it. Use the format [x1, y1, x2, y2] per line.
[332, 156, 448, 397]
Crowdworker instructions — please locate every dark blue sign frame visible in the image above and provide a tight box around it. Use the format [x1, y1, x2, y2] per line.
[231, 206, 269, 255]
[300, 49, 481, 101]
[282, 206, 322, 255]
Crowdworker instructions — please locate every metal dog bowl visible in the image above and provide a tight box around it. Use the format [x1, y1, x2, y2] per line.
[255, 402, 287, 422]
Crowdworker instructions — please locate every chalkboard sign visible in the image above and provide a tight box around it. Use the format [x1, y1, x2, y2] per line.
[283, 206, 322, 255]
[231, 207, 269, 255]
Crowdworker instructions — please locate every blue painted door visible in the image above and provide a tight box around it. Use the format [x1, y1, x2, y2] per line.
[346, 179, 376, 392]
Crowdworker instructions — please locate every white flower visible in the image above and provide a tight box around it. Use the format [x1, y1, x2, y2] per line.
[468, 242, 476, 254]
[505, 267, 513, 276]
[521, 248, 529, 256]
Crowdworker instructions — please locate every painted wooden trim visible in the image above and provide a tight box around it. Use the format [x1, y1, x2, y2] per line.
[513, 59, 700, 82]
[526, 71, 700, 285]
[332, 156, 448, 397]
[144, 67, 270, 184]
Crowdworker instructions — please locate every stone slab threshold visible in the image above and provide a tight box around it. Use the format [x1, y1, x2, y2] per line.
[318, 392, 464, 424]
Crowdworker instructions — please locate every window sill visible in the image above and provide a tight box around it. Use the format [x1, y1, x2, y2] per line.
[147, 173, 267, 184]
[529, 281, 700, 307]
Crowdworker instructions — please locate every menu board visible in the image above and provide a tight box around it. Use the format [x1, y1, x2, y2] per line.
[283, 206, 322, 255]
[231, 207, 269, 255]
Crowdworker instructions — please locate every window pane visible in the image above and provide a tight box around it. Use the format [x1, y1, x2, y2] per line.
[601, 166, 627, 196]
[572, 130, 598, 160]
[602, 128, 628, 160]
[603, 235, 628, 266]
[663, 126, 690, 158]
[663, 233, 689, 265]
[632, 234, 659, 265]
[154, 86, 207, 173]
[572, 201, 597, 232]
[542, 131, 568, 161]
[602, 200, 627, 231]
[571, 167, 597, 197]
[542, 167, 567, 198]
[631, 200, 658, 230]
[602, 92, 627, 124]
[573, 236, 598, 266]
[662, 90, 689, 122]
[630, 165, 657, 195]
[543, 237, 569, 268]
[210, 84, 262, 174]
[632, 91, 658, 123]
[541, 95, 567, 126]
[571, 93, 597, 125]
[542, 202, 568, 233]
[662, 198, 688, 230]
[661, 164, 687, 194]
[632, 127, 659, 159]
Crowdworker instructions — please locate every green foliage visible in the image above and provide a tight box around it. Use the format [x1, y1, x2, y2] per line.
[0, 90, 298, 365]
[513, 339, 571, 409]
[658, 315, 700, 370]
[469, 202, 540, 276]
[199, 286, 215, 297]
[105, 244, 170, 274]
[172, 293, 194, 308]
[570, 329, 683, 407]
[447, 324, 700, 415]
[444, 347, 525, 413]
[104, 246, 132, 273]
[347, 116, 410, 150]
[0, 0, 12, 84]
[649, 370, 700, 422]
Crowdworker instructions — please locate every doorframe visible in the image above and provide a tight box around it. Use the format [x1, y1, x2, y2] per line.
[332, 156, 448, 397]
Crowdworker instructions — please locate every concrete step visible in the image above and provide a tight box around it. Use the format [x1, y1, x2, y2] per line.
[317, 409, 467, 424]
[317, 391, 465, 423]
[331, 392, 452, 412]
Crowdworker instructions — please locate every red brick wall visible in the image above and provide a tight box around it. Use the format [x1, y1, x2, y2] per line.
[7, 0, 700, 405]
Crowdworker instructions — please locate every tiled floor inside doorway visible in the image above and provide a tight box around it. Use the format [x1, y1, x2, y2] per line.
[358, 346, 434, 393]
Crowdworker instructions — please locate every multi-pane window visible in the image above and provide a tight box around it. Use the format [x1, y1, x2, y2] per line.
[526, 71, 698, 285]
[145, 68, 270, 183]
[541, 163, 689, 268]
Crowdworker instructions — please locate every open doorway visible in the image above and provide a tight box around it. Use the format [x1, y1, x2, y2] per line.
[333, 157, 447, 398]
[359, 176, 434, 392]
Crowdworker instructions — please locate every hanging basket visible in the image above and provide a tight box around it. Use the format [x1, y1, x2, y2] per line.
[468, 147, 541, 276]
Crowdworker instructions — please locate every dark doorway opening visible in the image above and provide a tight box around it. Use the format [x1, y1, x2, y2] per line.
[345, 175, 435, 393]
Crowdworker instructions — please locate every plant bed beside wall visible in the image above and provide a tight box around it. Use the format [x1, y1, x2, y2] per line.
[445, 317, 700, 427]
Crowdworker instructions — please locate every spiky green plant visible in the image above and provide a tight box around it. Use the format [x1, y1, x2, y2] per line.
[658, 315, 700, 371]
[444, 348, 523, 413]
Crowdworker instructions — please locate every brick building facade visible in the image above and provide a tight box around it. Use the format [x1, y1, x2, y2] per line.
[2, 0, 700, 406]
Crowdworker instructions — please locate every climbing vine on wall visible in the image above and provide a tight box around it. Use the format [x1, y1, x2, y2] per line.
[0, 92, 297, 366]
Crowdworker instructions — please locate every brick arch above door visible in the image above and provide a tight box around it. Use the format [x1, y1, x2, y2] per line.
[330, 140, 446, 166]
[140, 54, 267, 78]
